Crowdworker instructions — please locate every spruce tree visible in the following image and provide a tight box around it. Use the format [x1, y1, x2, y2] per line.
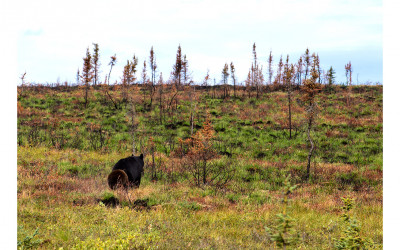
[92, 43, 100, 85]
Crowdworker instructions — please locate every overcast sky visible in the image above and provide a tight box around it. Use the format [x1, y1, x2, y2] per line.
[16, 0, 382, 85]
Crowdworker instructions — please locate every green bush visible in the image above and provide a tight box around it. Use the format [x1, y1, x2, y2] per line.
[334, 197, 376, 249]
[18, 226, 43, 249]
[336, 171, 366, 190]
[179, 201, 202, 211]
[226, 193, 241, 203]
[265, 175, 299, 248]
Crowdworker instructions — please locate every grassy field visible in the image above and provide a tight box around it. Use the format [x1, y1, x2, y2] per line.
[17, 83, 382, 249]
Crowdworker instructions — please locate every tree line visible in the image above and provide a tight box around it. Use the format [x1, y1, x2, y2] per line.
[76, 42, 354, 91]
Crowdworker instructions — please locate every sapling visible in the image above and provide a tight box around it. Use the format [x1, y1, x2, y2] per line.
[334, 197, 376, 249]
[18, 226, 43, 249]
[265, 174, 300, 249]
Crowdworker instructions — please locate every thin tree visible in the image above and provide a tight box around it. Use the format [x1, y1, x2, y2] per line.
[127, 97, 137, 155]
[345, 61, 352, 86]
[274, 56, 284, 87]
[172, 45, 183, 88]
[149, 47, 157, 109]
[230, 62, 237, 98]
[345, 61, 353, 106]
[189, 81, 196, 136]
[326, 66, 335, 85]
[303, 48, 310, 81]
[252, 43, 261, 99]
[245, 71, 252, 98]
[149, 46, 157, 87]
[296, 56, 303, 88]
[315, 54, 321, 84]
[107, 54, 117, 85]
[284, 55, 295, 139]
[130, 56, 139, 83]
[257, 65, 264, 97]
[252, 43, 257, 91]
[92, 43, 100, 85]
[20, 71, 26, 85]
[158, 73, 164, 124]
[203, 70, 210, 95]
[213, 78, 216, 99]
[301, 53, 322, 180]
[102, 54, 119, 109]
[76, 68, 80, 85]
[222, 63, 229, 99]
[81, 47, 93, 108]
[182, 54, 191, 85]
[121, 55, 138, 102]
[268, 50, 273, 85]
[141, 60, 148, 107]
[124, 56, 139, 153]
[19, 72, 27, 98]
[121, 61, 132, 84]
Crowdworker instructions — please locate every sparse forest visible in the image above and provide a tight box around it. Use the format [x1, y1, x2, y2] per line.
[17, 44, 382, 249]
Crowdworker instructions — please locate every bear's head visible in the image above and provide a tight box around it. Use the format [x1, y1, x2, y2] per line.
[132, 153, 144, 173]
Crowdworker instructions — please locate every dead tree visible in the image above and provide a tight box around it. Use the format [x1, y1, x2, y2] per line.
[230, 62, 237, 98]
[268, 51, 273, 86]
[107, 54, 117, 85]
[158, 73, 164, 124]
[345, 61, 353, 106]
[149, 46, 157, 109]
[222, 63, 229, 99]
[128, 97, 137, 155]
[301, 53, 322, 180]
[284, 55, 295, 139]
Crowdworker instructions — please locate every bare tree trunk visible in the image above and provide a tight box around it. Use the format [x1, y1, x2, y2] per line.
[305, 118, 314, 180]
[152, 149, 156, 180]
[190, 85, 196, 136]
[159, 85, 163, 124]
[297, 72, 301, 88]
[107, 65, 113, 85]
[256, 82, 259, 99]
[129, 97, 136, 155]
[233, 80, 236, 98]
[103, 81, 119, 109]
[288, 87, 292, 139]
[203, 161, 207, 185]
[85, 82, 89, 108]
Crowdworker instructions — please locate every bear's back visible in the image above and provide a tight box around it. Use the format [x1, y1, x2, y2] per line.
[112, 156, 143, 182]
[113, 157, 136, 170]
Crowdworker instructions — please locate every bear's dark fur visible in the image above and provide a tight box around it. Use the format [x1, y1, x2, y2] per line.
[107, 169, 129, 189]
[107, 154, 144, 190]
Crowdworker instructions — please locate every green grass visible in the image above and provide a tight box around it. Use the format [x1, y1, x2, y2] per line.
[17, 84, 382, 248]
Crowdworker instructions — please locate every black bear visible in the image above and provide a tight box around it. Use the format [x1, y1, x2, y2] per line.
[107, 154, 144, 190]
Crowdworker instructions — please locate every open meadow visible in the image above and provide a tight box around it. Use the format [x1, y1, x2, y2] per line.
[17, 83, 382, 249]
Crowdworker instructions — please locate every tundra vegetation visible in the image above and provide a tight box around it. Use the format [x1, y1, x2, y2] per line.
[17, 44, 382, 249]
